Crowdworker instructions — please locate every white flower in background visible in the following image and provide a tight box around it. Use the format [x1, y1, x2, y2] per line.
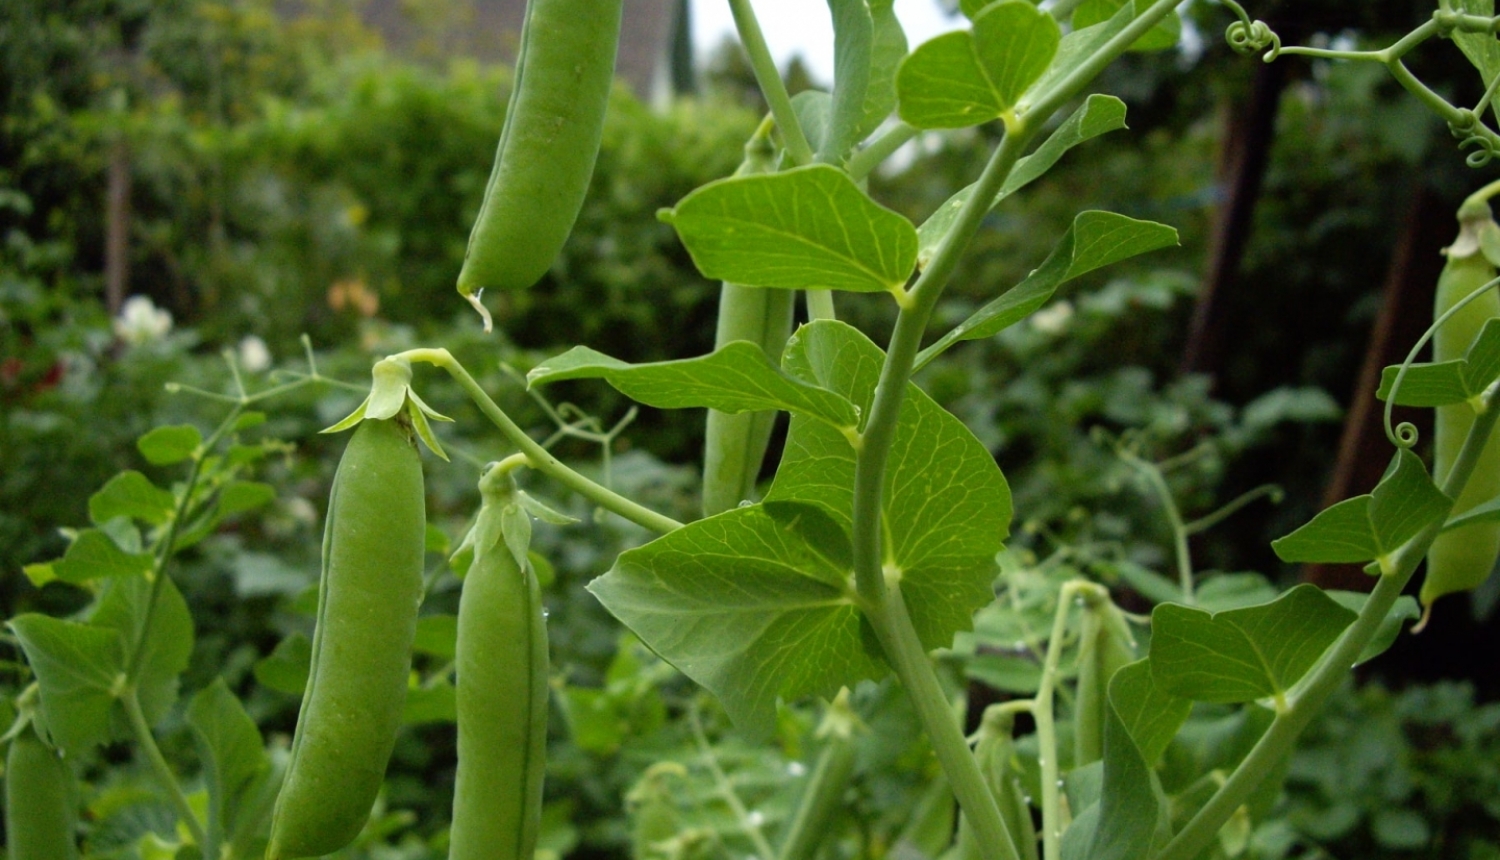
[238, 335, 272, 373]
[114, 296, 173, 346]
[1031, 300, 1074, 335]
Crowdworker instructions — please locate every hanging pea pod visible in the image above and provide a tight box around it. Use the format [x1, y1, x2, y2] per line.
[5, 724, 78, 860]
[448, 464, 551, 860]
[956, 707, 1037, 860]
[1072, 593, 1136, 767]
[1425, 199, 1500, 610]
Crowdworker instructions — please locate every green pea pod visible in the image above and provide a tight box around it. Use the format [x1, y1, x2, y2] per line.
[5, 724, 78, 860]
[957, 708, 1037, 860]
[776, 690, 859, 860]
[703, 123, 795, 517]
[1425, 204, 1500, 610]
[268, 417, 426, 860]
[1072, 596, 1135, 767]
[449, 465, 549, 860]
[456, 0, 625, 327]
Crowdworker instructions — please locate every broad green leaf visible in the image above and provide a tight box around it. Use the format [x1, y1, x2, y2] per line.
[8, 613, 123, 752]
[915, 94, 1129, 267]
[1073, 0, 1181, 52]
[1326, 591, 1420, 665]
[1061, 804, 1101, 860]
[1272, 450, 1452, 565]
[857, 0, 908, 140]
[588, 502, 881, 736]
[1149, 585, 1357, 704]
[91, 576, 193, 727]
[769, 321, 1011, 649]
[50, 528, 155, 583]
[216, 481, 276, 518]
[187, 679, 269, 846]
[915, 211, 1177, 369]
[958, 0, 991, 18]
[137, 424, 202, 465]
[663, 164, 916, 293]
[413, 614, 458, 660]
[527, 340, 859, 431]
[1442, 493, 1500, 532]
[793, 90, 832, 155]
[1461, 317, 1500, 389]
[253, 633, 311, 695]
[1454, 0, 1500, 86]
[1088, 662, 1171, 860]
[404, 682, 457, 724]
[1107, 659, 1189, 767]
[824, 0, 874, 162]
[90, 471, 175, 526]
[1376, 360, 1470, 407]
[896, 1, 1060, 128]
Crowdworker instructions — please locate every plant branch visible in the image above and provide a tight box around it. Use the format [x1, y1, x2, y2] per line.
[846, 122, 918, 182]
[398, 348, 683, 534]
[124, 689, 210, 854]
[689, 704, 778, 860]
[728, 0, 814, 165]
[1154, 399, 1500, 860]
[1034, 581, 1091, 860]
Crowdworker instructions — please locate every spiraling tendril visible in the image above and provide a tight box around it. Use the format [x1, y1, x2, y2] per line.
[1385, 274, 1500, 449]
[1225, 19, 1281, 61]
[1450, 110, 1500, 167]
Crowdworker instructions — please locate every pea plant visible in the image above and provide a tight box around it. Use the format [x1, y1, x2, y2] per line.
[8, 1, 1500, 860]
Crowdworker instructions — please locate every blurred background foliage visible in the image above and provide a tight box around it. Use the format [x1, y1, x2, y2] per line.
[2, 0, 1498, 856]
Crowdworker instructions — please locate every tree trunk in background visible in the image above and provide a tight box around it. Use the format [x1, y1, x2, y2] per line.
[1180, 57, 1288, 379]
[104, 139, 131, 316]
[1304, 187, 1449, 591]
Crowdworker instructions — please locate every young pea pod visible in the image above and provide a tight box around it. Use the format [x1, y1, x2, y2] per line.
[456, 0, 625, 329]
[5, 724, 78, 860]
[449, 465, 550, 860]
[1425, 202, 1500, 610]
[1072, 594, 1135, 767]
[268, 416, 427, 860]
[703, 124, 795, 517]
[775, 690, 859, 860]
[957, 708, 1038, 860]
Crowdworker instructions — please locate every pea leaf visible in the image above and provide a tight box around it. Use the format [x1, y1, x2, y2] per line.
[91, 576, 193, 728]
[8, 613, 123, 753]
[137, 424, 202, 465]
[90, 471, 175, 526]
[1073, 0, 1181, 52]
[527, 340, 859, 431]
[1088, 661, 1174, 860]
[50, 528, 156, 583]
[661, 164, 917, 293]
[823, 0, 874, 163]
[1149, 585, 1358, 704]
[915, 211, 1178, 370]
[896, 0, 1061, 128]
[768, 321, 1012, 650]
[915, 94, 1129, 268]
[253, 633, 311, 695]
[1375, 360, 1471, 407]
[1463, 317, 1500, 387]
[588, 502, 882, 736]
[413, 614, 458, 661]
[216, 481, 276, 518]
[187, 678, 269, 847]
[1454, 0, 1500, 86]
[1326, 591, 1420, 665]
[1023, 3, 1133, 108]
[1272, 449, 1452, 566]
[1441, 493, 1500, 532]
[857, 0, 907, 141]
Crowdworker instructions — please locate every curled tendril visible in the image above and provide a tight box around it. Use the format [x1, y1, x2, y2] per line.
[1449, 110, 1500, 166]
[1393, 422, 1420, 449]
[1385, 274, 1500, 448]
[1225, 19, 1282, 61]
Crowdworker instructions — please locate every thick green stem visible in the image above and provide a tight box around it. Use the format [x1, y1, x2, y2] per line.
[806, 290, 838, 322]
[867, 589, 1023, 860]
[846, 123, 918, 182]
[728, 0, 814, 165]
[776, 729, 857, 860]
[1155, 401, 1500, 860]
[124, 690, 210, 855]
[1033, 582, 1096, 860]
[400, 349, 683, 534]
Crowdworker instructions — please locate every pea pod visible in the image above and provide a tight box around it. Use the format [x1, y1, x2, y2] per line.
[776, 691, 859, 860]
[268, 416, 426, 860]
[1072, 595, 1135, 767]
[5, 724, 77, 860]
[957, 708, 1037, 860]
[1425, 202, 1500, 610]
[456, 0, 625, 327]
[449, 465, 549, 860]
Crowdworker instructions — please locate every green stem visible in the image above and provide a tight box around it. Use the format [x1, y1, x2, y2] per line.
[776, 732, 857, 860]
[1119, 450, 1194, 602]
[124, 690, 210, 854]
[1034, 581, 1091, 860]
[689, 705, 777, 860]
[806, 290, 838, 322]
[1046, 0, 1089, 21]
[1464, 178, 1500, 210]
[846, 123, 918, 182]
[399, 349, 683, 534]
[1154, 401, 1500, 860]
[866, 589, 1023, 860]
[728, 0, 814, 165]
